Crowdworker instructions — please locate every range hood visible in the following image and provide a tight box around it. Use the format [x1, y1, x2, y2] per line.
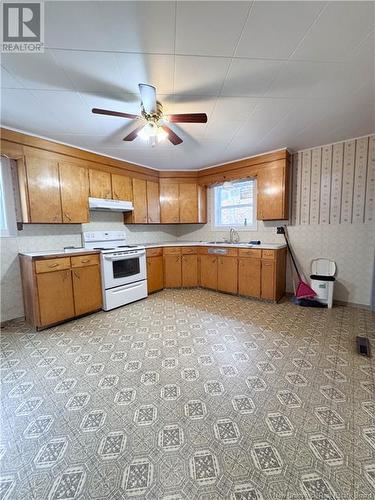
[88, 197, 134, 212]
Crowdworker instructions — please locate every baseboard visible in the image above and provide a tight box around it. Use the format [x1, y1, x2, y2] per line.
[285, 291, 372, 311]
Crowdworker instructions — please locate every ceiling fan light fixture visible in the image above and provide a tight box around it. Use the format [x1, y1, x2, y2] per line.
[138, 122, 168, 145]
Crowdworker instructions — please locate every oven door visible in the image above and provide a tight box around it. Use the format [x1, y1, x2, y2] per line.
[102, 250, 146, 289]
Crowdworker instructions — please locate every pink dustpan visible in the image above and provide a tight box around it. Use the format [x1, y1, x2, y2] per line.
[296, 280, 316, 299]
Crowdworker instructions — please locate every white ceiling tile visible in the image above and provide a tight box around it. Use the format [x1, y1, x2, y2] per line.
[1, 67, 24, 89]
[176, 1, 250, 56]
[51, 50, 125, 93]
[291, 2, 375, 61]
[204, 121, 242, 141]
[222, 59, 282, 96]
[210, 97, 258, 122]
[45, 1, 175, 53]
[266, 60, 371, 100]
[236, 1, 324, 59]
[1, 89, 67, 134]
[174, 56, 231, 96]
[1, 51, 75, 91]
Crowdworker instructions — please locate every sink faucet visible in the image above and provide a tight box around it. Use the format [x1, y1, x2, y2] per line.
[229, 227, 240, 244]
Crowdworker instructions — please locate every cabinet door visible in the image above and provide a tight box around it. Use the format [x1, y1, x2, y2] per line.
[164, 255, 182, 287]
[160, 182, 179, 223]
[182, 254, 198, 287]
[89, 169, 112, 199]
[179, 183, 198, 223]
[147, 256, 163, 293]
[261, 260, 275, 299]
[59, 162, 89, 223]
[199, 255, 217, 290]
[131, 178, 148, 223]
[112, 174, 133, 201]
[238, 258, 261, 297]
[72, 265, 102, 315]
[25, 155, 62, 223]
[217, 257, 238, 294]
[37, 270, 74, 326]
[257, 162, 288, 220]
[147, 180, 160, 223]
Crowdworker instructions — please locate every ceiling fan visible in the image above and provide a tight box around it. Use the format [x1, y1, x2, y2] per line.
[92, 83, 208, 146]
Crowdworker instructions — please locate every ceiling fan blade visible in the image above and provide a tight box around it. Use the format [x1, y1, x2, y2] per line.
[92, 108, 139, 119]
[138, 83, 157, 114]
[161, 125, 183, 145]
[123, 123, 145, 141]
[167, 113, 208, 123]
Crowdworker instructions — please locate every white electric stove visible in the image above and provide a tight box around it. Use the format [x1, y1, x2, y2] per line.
[83, 231, 147, 311]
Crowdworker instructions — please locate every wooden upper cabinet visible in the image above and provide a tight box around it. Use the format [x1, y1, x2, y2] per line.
[112, 174, 133, 201]
[179, 183, 198, 223]
[24, 155, 62, 223]
[160, 182, 179, 223]
[59, 162, 89, 223]
[147, 180, 160, 223]
[89, 169, 112, 199]
[257, 161, 289, 220]
[131, 178, 148, 223]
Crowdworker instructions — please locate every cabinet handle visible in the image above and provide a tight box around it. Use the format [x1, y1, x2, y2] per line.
[48, 263, 59, 268]
[64, 212, 72, 221]
[114, 192, 118, 199]
[81, 259, 90, 263]
[73, 271, 80, 279]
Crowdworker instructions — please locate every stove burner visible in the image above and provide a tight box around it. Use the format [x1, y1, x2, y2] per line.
[94, 247, 115, 251]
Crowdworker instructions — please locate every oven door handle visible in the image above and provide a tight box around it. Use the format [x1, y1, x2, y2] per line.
[104, 251, 145, 261]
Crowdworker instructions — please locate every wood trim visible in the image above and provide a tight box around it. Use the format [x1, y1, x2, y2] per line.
[1, 128, 158, 179]
[1, 128, 289, 184]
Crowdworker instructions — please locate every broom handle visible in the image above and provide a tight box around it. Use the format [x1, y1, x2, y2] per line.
[283, 226, 302, 280]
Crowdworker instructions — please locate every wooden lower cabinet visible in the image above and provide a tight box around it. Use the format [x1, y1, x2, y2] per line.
[36, 269, 75, 326]
[20, 253, 102, 329]
[163, 254, 182, 288]
[147, 256, 164, 293]
[199, 255, 218, 290]
[217, 256, 238, 294]
[238, 257, 261, 298]
[72, 265, 102, 315]
[182, 254, 198, 287]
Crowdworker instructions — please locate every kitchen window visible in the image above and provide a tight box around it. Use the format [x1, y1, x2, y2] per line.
[0, 157, 17, 237]
[212, 179, 256, 230]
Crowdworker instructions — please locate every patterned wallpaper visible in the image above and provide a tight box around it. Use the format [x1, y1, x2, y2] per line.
[291, 135, 375, 225]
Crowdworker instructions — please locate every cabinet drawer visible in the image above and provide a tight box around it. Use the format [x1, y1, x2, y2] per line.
[163, 247, 181, 255]
[238, 248, 261, 258]
[35, 257, 71, 274]
[181, 246, 198, 255]
[146, 247, 163, 257]
[262, 249, 276, 260]
[71, 254, 99, 268]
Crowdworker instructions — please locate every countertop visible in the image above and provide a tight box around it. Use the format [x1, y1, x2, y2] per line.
[144, 241, 286, 250]
[19, 249, 100, 259]
[19, 241, 286, 258]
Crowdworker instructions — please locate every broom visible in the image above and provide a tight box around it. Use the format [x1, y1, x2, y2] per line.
[283, 226, 316, 299]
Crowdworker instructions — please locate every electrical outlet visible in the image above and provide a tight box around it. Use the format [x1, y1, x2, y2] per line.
[276, 226, 285, 234]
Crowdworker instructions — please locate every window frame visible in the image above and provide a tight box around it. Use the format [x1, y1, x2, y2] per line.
[211, 178, 257, 232]
[0, 156, 17, 238]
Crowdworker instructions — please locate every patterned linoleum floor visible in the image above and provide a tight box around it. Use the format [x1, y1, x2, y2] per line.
[0, 289, 374, 500]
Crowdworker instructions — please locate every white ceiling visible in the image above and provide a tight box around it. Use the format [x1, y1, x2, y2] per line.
[1, 1, 374, 170]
